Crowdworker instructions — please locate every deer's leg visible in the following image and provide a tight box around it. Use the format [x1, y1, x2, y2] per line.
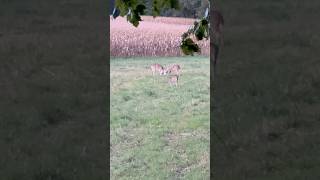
[152, 71, 155, 83]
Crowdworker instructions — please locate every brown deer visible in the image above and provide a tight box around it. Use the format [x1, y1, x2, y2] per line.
[168, 75, 179, 87]
[164, 64, 181, 77]
[150, 64, 165, 76]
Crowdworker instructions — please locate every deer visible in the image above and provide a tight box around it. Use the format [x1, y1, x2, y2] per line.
[150, 63, 165, 76]
[168, 75, 179, 87]
[164, 64, 181, 77]
[150, 63, 165, 83]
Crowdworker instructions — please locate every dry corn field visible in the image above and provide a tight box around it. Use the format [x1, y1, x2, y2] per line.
[110, 16, 210, 57]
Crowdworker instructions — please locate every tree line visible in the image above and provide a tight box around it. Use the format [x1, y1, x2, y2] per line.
[110, 0, 209, 19]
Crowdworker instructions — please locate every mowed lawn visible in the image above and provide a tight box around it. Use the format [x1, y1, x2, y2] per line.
[110, 56, 210, 179]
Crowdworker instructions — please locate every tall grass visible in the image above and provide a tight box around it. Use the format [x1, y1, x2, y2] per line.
[110, 16, 210, 57]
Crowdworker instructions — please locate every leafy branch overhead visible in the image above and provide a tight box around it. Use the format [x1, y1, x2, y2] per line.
[113, 0, 180, 27]
[112, 0, 211, 55]
[180, 8, 209, 55]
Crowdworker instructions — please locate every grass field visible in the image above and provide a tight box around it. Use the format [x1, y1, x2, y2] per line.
[111, 56, 210, 179]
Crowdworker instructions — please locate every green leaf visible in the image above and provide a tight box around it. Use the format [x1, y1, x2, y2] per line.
[195, 25, 205, 40]
[112, 8, 121, 19]
[193, 18, 210, 40]
[135, 4, 146, 14]
[200, 19, 208, 26]
[127, 10, 142, 27]
[115, 1, 146, 27]
[180, 38, 200, 56]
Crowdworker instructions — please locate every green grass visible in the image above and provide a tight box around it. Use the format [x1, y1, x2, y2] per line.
[111, 56, 210, 179]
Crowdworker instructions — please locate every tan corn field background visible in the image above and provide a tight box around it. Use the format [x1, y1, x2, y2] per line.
[110, 16, 210, 57]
